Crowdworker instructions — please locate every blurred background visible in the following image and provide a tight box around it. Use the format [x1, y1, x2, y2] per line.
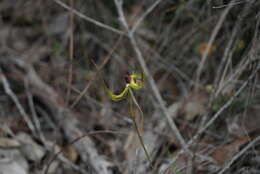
[0, 0, 260, 174]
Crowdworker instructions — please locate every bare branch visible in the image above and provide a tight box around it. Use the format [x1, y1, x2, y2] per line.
[0, 67, 36, 135]
[196, 1, 235, 89]
[130, 0, 162, 34]
[114, 0, 188, 149]
[217, 136, 260, 174]
[166, 65, 260, 171]
[52, 0, 124, 35]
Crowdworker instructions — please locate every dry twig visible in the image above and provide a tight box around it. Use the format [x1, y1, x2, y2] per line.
[130, 0, 162, 34]
[70, 35, 124, 108]
[218, 136, 260, 174]
[0, 66, 36, 135]
[196, 0, 235, 90]
[52, 0, 124, 35]
[66, 0, 74, 104]
[1, 58, 112, 174]
[166, 65, 260, 171]
[113, 0, 188, 148]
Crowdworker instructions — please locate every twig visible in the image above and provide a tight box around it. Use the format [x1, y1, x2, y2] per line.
[66, 0, 74, 104]
[44, 130, 127, 174]
[166, 65, 259, 171]
[52, 0, 124, 35]
[195, 0, 234, 90]
[3, 57, 113, 174]
[70, 35, 124, 108]
[214, 24, 238, 96]
[215, 3, 254, 97]
[130, 0, 162, 34]
[0, 67, 36, 135]
[212, 0, 251, 9]
[25, 80, 45, 141]
[114, 0, 188, 150]
[217, 136, 260, 174]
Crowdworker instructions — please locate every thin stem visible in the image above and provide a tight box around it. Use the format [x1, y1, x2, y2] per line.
[129, 88, 144, 123]
[66, 0, 74, 104]
[129, 88, 153, 169]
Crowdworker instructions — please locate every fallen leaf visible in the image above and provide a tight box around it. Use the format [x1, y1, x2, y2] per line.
[211, 138, 249, 165]
[178, 91, 209, 121]
[199, 43, 216, 57]
[226, 105, 260, 138]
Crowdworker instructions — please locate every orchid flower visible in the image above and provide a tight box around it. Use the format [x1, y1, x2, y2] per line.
[105, 72, 144, 101]
[104, 72, 152, 166]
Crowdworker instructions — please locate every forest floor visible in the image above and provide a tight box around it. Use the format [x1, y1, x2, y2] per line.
[0, 0, 260, 174]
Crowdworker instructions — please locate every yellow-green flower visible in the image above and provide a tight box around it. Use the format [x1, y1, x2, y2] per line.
[105, 72, 144, 101]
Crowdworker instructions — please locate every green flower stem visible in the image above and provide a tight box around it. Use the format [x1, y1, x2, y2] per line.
[129, 88, 153, 169]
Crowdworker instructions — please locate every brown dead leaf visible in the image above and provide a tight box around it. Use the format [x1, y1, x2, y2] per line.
[155, 71, 179, 103]
[178, 91, 209, 121]
[199, 43, 216, 57]
[127, 4, 144, 27]
[211, 137, 249, 165]
[226, 105, 260, 138]
[164, 7, 178, 13]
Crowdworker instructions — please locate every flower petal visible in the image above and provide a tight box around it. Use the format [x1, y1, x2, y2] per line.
[105, 85, 130, 101]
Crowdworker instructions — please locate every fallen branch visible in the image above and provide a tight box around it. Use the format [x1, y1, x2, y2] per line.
[0, 57, 113, 174]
